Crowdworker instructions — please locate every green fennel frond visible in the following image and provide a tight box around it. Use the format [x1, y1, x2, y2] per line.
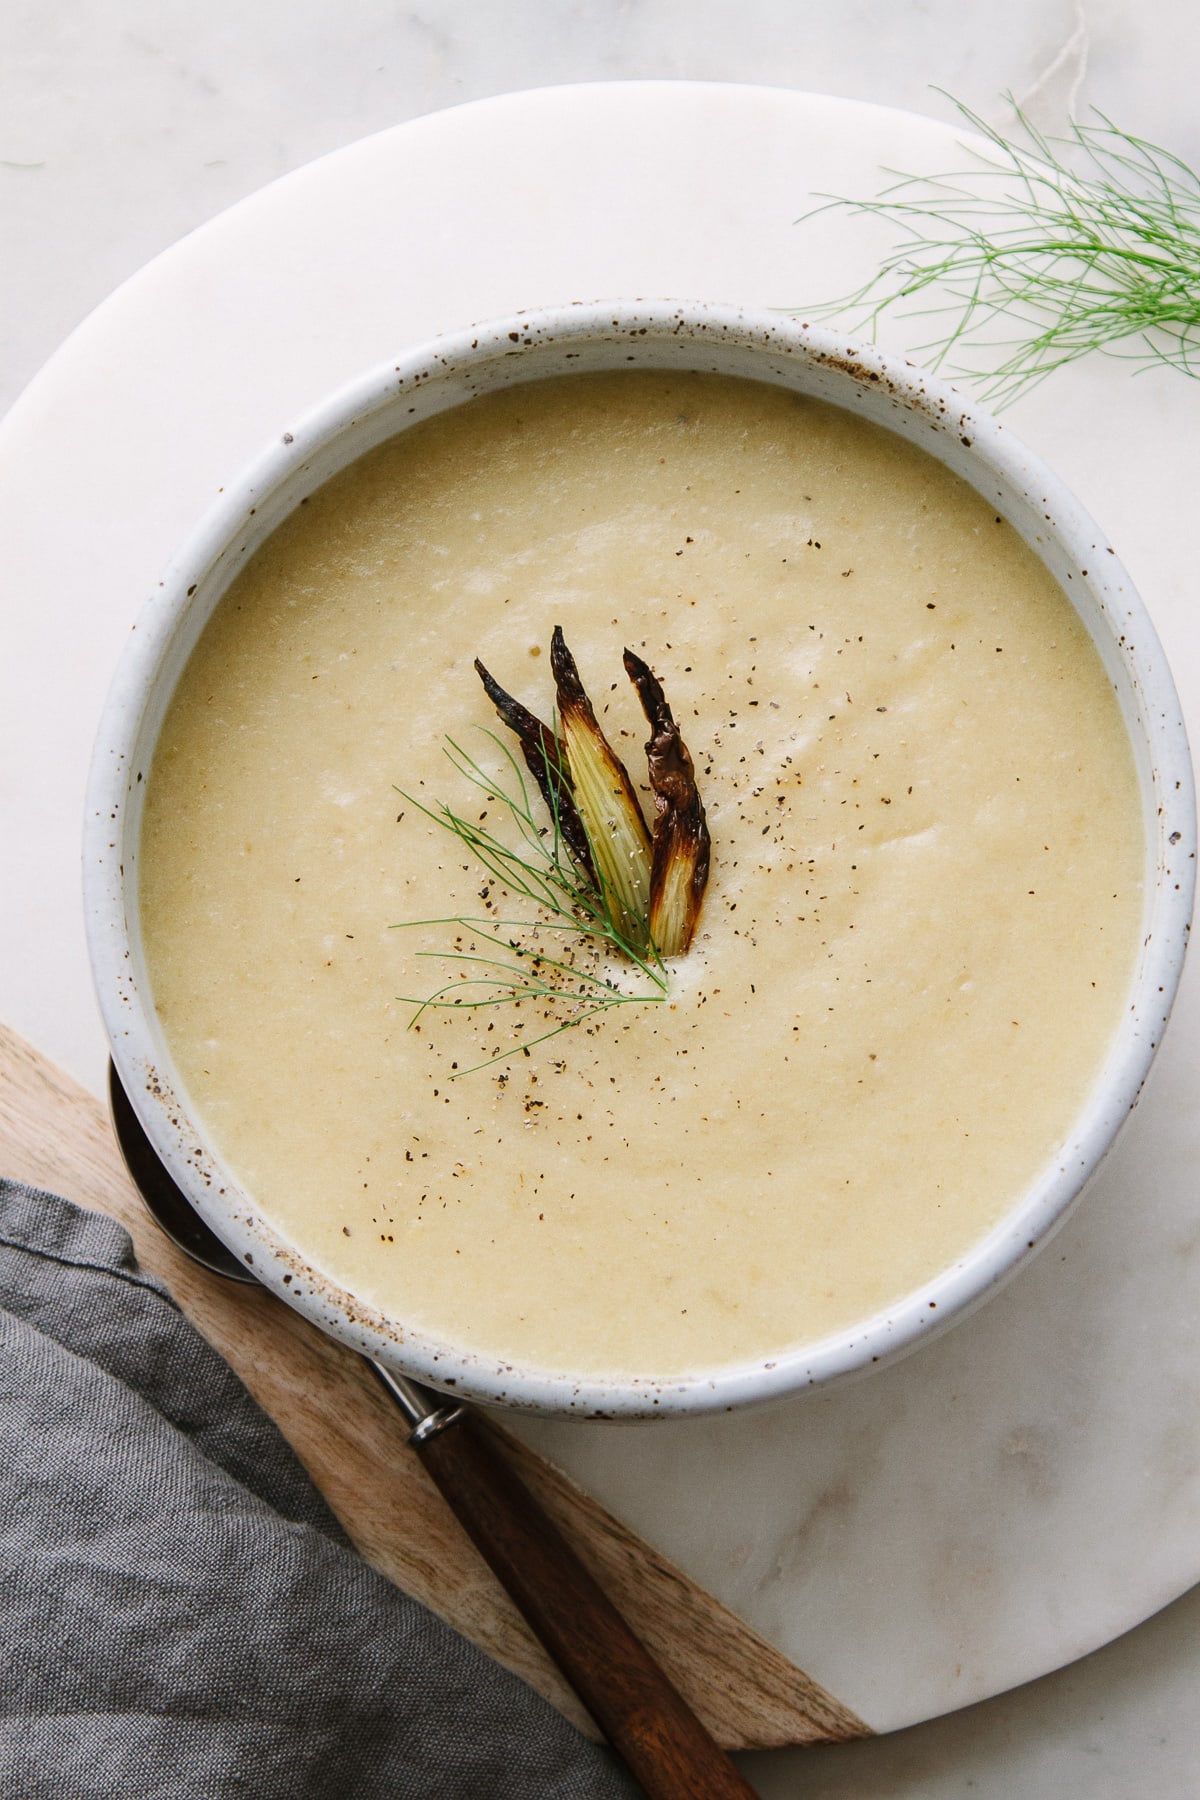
[794, 96, 1200, 404]
[393, 729, 668, 1075]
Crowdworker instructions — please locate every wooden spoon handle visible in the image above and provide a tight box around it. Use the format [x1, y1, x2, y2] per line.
[417, 1410, 759, 1799]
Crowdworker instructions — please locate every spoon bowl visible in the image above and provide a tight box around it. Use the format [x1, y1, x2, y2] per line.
[107, 1062, 254, 1283]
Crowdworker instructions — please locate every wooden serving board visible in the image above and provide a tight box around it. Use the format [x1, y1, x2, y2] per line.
[0, 1021, 867, 1750]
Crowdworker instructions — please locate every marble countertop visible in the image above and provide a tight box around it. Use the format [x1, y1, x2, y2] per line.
[4, 5, 1198, 1795]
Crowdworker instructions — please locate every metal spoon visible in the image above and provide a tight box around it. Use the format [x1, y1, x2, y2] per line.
[107, 1061, 758, 1800]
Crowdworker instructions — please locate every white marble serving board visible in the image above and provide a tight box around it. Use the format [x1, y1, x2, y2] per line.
[1, 83, 1197, 1734]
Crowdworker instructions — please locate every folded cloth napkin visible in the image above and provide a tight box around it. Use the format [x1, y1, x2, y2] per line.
[0, 1178, 640, 1799]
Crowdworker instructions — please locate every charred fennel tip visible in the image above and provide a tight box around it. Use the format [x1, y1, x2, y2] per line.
[477, 630, 710, 960]
[472, 657, 595, 882]
[623, 647, 711, 959]
[549, 627, 653, 952]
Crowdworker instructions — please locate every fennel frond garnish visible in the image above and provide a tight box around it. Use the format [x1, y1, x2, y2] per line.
[395, 630, 710, 1073]
[796, 98, 1200, 404]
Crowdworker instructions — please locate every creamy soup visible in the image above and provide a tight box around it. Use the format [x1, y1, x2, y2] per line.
[139, 371, 1144, 1377]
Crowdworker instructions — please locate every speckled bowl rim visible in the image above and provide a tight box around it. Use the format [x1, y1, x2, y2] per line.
[84, 299, 1196, 1418]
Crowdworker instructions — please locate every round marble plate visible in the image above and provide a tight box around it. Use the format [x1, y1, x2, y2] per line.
[1, 82, 1197, 1733]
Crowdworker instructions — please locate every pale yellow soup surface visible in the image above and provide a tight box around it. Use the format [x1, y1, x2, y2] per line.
[139, 371, 1144, 1378]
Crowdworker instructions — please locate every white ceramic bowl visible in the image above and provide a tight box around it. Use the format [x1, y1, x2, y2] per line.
[85, 301, 1195, 1417]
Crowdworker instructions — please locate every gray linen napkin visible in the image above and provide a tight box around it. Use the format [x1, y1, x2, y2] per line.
[0, 1178, 640, 1799]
